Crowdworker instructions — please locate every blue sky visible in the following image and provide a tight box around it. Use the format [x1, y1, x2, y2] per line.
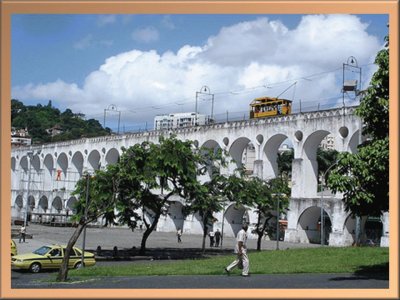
[11, 14, 388, 131]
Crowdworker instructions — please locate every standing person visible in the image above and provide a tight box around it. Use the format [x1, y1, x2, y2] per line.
[224, 223, 250, 277]
[177, 228, 182, 243]
[214, 229, 221, 247]
[19, 225, 26, 243]
[208, 230, 215, 247]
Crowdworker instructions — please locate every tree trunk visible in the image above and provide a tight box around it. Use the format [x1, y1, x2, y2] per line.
[257, 232, 263, 251]
[201, 219, 208, 253]
[139, 212, 161, 255]
[57, 220, 86, 282]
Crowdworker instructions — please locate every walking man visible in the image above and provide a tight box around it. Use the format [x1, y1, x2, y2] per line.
[215, 229, 221, 247]
[19, 225, 26, 243]
[177, 228, 182, 243]
[225, 223, 250, 277]
[208, 230, 215, 247]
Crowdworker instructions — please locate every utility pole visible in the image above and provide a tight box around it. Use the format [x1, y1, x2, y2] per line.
[23, 151, 34, 228]
[81, 173, 90, 267]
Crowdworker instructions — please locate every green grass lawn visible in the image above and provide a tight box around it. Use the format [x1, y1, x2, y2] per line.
[68, 247, 389, 278]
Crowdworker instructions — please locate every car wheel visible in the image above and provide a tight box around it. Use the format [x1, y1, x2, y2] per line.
[29, 262, 41, 273]
[74, 261, 82, 269]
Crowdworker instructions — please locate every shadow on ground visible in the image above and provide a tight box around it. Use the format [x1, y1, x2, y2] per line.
[330, 262, 389, 281]
[92, 247, 233, 261]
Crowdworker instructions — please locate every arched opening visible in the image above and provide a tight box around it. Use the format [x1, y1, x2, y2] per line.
[52, 196, 63, 213]
[88, 150, 101, 171]
[71, 152, 84, 183]
[229, 137, 255, 175]
[43, 154, 54, 187]
[160, 201, 185, 232]
[200, 140, 222, 180]
[297, 206, 332, 245]
[38, 196, 48, 213]
[263, 134, 292, 180]
[66, 196, 78, 214]
[105, 148, 120, 166]
[223, 204, 247, 238]
[15, 195, 23, 209]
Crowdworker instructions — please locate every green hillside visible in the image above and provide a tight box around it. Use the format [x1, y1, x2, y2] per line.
[11, 99, 111, 144]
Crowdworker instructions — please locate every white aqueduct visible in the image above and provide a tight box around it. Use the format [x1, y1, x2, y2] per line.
[11, 106, 389, 247]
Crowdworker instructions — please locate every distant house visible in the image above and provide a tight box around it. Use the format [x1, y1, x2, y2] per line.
[46, 125, 63, 137]
[11, 127, 31, 146]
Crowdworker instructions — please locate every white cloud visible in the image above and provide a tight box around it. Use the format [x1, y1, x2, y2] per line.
[132, 27, 159, 43]
[161, 15, 175, 30]
[97, 15, 117, 27]
[73, 34, 93, 50]
[74, 34, 113, 50]
[13, 15, 383, 129]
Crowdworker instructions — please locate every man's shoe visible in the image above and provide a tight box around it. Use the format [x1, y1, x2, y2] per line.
[224, 268, 230, 275]
[241, 274, 250, 277]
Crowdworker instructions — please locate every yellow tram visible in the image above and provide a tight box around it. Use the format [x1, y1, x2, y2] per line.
[249, 96, 292, 119]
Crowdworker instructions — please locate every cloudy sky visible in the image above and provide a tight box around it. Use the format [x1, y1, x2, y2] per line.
[11, 14, 388, 132]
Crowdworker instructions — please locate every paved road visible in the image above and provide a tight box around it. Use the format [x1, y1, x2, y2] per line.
[13, 223, 321, 255]
[11, 224, 388, 289]
[12, 270, 388, 289]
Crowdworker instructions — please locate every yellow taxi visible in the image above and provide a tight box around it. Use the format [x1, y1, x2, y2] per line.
[11, 244, 96, 273]
[11, 240, 17, 256]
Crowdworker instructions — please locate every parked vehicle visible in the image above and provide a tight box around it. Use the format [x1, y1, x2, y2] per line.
[11, 244, 96, 273]
[11, 240, 17, 256]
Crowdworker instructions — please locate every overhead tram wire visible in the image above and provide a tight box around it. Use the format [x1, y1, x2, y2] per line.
[83, 62, 373, 125]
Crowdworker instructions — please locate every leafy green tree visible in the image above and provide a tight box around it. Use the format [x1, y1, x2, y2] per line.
[277, 149, 293, 179]
[238, 176, 290, 251]
[328, 35, 389, 216]
[57, 165, 119, 282]
[183, 148, 228, 252]
[115, 136, 203, 255]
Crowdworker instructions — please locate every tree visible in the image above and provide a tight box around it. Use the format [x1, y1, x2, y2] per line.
[115, 135, 203, 255]
[328, 35, 389, 216]
[183, 148, 228, 252]
[277, 149, 293, 179]
[238, 177, 290, 251]
[57, 165, 119, 282]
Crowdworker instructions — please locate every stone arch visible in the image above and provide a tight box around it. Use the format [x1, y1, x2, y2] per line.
[31, 154, 41, 172]
[302, 130, 331, 196]
[43, 154, 54, 184]
[88, 150, 101, 171]
[200, 139, 222, 178]
[263, 133, 290, 179]
[52, 196, 63, 212]
[28, 195, 35, 209]
[56, 152, 68, 176]
[223, 203, 247, 238]
[20, 156, 29, 172]
[162, 201, 185, 232]
[71, 151, 84, 177]
[38, 195, 48, 213]
[11, 157, 16, 171]
[229, 137, 251, 168]
[66, 196, 78, 213]
[347, 129, 365, 154]
[297, 206, 332, 245]
[15, 195, 23, 209]
[105, 148, 120, 165]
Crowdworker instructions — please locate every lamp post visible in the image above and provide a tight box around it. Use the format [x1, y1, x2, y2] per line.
[320, 161, 338, 246]
[23, 151, 34, 228]
[271, 193, 285, 250]
[195, 86, 213, 125]
[104, 104, 121, 134]
[81, 173, 90, 267]
[342, 56, 362, 108]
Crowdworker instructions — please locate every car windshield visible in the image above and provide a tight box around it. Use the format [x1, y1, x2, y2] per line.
[33, 246, 51, 256]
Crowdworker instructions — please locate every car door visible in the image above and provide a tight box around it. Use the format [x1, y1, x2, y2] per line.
[47, 247, 63, 269]
[64, 247, 78, 268]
